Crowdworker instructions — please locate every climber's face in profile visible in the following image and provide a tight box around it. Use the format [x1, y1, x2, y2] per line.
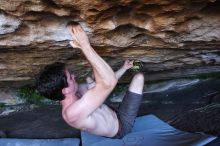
[62, 69, 78, 96]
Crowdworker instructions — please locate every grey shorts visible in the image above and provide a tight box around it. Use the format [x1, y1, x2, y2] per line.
[114, 91, 143, 139]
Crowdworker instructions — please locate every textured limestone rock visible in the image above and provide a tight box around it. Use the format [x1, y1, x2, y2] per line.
[0, 0, 220, 86]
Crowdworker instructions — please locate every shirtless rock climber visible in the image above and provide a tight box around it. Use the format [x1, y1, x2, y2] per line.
[36, 23, 144, 138]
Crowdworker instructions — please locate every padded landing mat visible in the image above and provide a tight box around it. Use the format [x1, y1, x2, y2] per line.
[81, 115, 216, 146]
[0, 138, 80, 146]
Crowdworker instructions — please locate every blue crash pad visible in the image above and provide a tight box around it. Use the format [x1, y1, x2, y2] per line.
[0, 138, 80, 146]
[81, 115, 217, 146]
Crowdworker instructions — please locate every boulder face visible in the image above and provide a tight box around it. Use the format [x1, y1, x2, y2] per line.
[0, 0, 220, 87]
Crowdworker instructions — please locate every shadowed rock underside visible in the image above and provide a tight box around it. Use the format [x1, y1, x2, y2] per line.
[0, 0, 220, 87]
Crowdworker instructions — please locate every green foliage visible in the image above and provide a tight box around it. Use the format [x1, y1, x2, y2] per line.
[113, 84, 128, 94]
[146, 72, 220, 85]
[108, 84, 128, 99]
[187, 72, 220, 80]
[17, 85, 45, 104]
[0, 103, 5, 109]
